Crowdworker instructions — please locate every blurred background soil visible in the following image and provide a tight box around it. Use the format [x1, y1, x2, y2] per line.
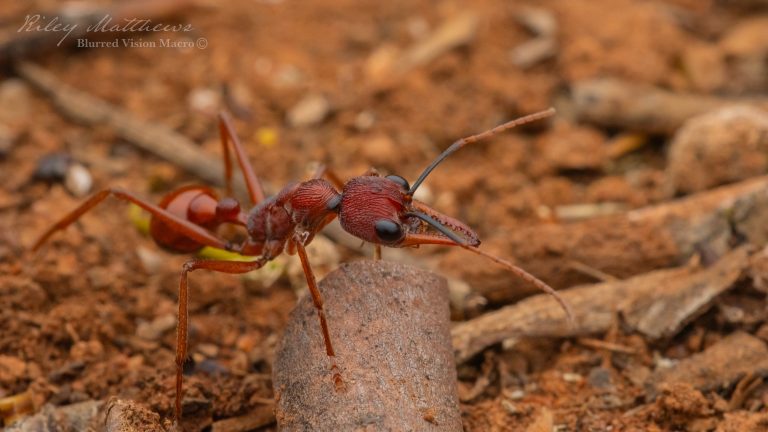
[1, 0, 768, 430]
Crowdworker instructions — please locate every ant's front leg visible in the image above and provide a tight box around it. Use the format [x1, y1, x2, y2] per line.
[174, 257, 268, 422]
[293, 233, 345, 391]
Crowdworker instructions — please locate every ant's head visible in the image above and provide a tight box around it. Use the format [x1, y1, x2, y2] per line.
[332, 109, 574, 321]
[334, 108, 556, 249]
[335, 172, 480, 248]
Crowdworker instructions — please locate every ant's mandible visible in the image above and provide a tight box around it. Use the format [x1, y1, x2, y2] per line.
[32, 108, 572, 421]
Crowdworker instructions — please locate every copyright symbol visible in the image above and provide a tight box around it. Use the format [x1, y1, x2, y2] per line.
[196, 37, 208, 49]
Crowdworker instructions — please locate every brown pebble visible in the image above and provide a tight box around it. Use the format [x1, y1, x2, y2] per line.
[360, 133, 398, 167]
[667, 106, 768, 194]
[287, 93, 330, 128]
[103, 398, 167, 432]
[136, 314, 176, 341]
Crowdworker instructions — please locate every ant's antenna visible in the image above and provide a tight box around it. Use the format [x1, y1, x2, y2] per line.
[407, 210, 574, 321]
[407, 108, 556, 196]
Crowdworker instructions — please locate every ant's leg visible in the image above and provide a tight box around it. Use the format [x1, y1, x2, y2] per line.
[294, 238, 344, 390]
[219, 112, 267, 204]
[32, 188, 230, 251]
[175, 257, 268, 421]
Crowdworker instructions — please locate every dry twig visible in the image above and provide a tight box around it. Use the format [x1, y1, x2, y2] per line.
[648, 332, 768, 398]
[452, 247, 751, 363]
[457, 175, 768, 303]
[16, 61, 234, 189]
[568, 78, 768, 134]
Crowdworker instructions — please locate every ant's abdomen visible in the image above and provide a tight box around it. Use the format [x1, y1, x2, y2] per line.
[150, 185, 219, 253]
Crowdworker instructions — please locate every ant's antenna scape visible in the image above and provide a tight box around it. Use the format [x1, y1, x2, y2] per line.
[406, 211, 472, 246]
[407, 108, 556, 196]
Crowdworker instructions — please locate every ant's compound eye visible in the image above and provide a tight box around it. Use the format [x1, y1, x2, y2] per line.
[374, 219, 403, 243]
[385, 175, 410, 191]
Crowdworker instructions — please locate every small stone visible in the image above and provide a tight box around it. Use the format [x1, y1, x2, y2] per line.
[136, 246, 164, 274]
[511, 38, 557, 69]
[501, 399, 520, 415]
[653, 352, 676, 370]
[354, 110, 376, 131]
[33, 152, 72, 182]
[188, 87, 221, 115]
[515, 7, 557, 37]
[64, 164, 93, 197]
[504, 388, 526, 400]
[104, 399, 166, 432]
[667, 106, 768, 194]
[587, 367, 614, 390]
[413, 185, 435, 205]
[287, 93, 330, 128]
[136, 314, 176, 341]
[273, 64, 305, 88]
[562, 372, 583, 383]
[197, 343, 219, 358]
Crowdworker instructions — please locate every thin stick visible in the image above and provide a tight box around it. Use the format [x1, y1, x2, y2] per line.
[16, 62, 244, 193]
[577, 337, 637, 354]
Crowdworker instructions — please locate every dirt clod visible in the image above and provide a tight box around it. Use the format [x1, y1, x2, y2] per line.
[273, 260, 461, 431]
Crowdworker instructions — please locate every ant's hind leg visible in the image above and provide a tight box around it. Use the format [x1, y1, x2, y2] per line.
[32, 188, 230, 252]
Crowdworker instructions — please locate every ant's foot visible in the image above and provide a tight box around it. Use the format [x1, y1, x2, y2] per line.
[331, 365, 346, 392]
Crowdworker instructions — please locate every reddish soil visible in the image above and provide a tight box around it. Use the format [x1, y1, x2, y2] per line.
[1, 0, 768, 430]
